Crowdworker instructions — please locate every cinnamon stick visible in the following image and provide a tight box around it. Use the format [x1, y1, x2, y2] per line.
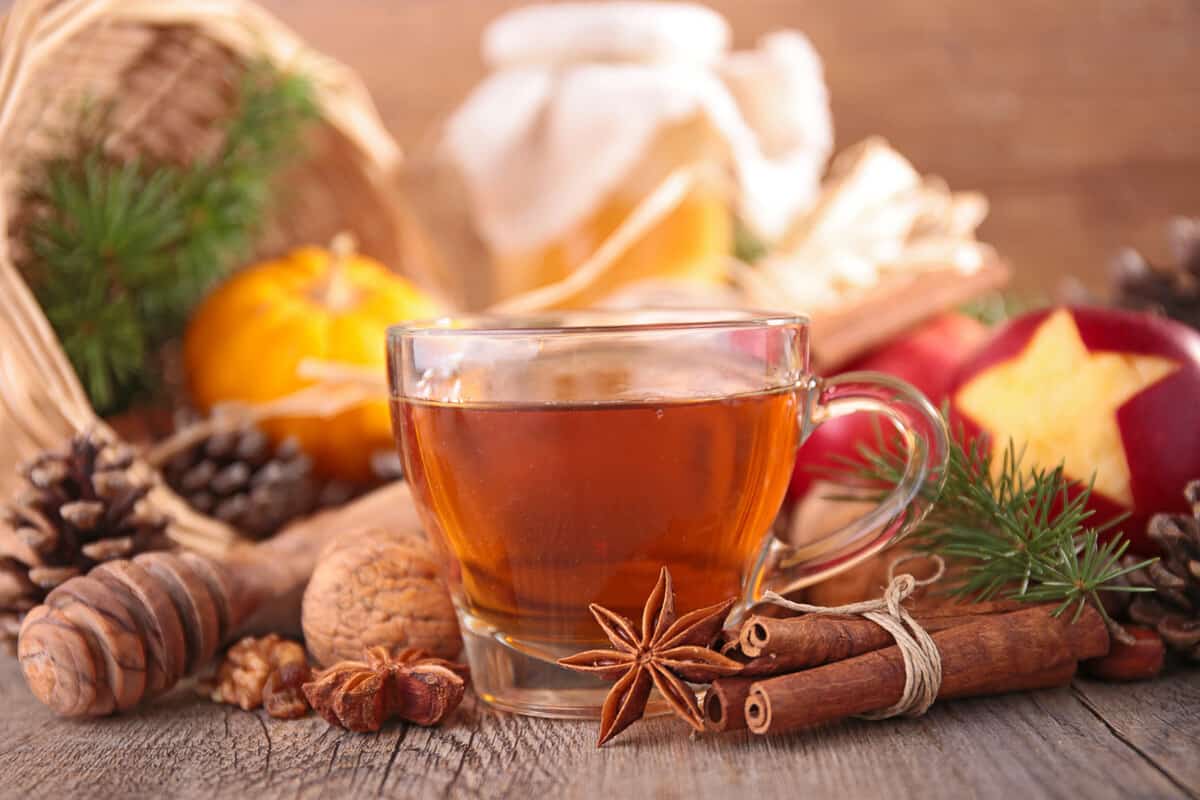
[742, 604, 1109, 736]
[736, 600, 1022, 673]
[704, 677, 755, 732]
[705, 660, 1080, 733]
[705, 600, 1026, 730]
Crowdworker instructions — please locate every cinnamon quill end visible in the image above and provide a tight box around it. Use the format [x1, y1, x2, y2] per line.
[703, 678, 754, 732]
[742, 604, 1107, 736]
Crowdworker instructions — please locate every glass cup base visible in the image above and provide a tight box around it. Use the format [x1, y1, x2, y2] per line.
[460, 611, 679, 719]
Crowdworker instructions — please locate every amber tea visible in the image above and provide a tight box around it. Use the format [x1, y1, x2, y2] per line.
[395, 389, 799, 647]
[389, 310, 947, 718]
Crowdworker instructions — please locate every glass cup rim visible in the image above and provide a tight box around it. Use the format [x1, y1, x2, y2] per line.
[387, 308, 808, 340]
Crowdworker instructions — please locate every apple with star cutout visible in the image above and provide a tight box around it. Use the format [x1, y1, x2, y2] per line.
[950, 306, 1200, 554]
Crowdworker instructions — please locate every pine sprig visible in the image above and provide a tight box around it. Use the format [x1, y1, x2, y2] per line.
[826, 417, 1157, 625]
[957, 291, 1048, 327]
[20, 62, 317, 414]
[732, 217, 769, 264]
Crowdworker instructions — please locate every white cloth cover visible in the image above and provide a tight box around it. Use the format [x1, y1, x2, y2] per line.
[442, 2, 834, 257]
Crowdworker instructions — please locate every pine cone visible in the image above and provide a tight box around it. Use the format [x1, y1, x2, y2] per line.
[0, 431, 171, 653]
[160, 413, 316, 540]
[1111, 217, 1200, 330]
[1120, 480, 1200, 660]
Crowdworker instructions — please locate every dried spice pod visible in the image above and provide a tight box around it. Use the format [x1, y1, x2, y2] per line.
[303, 647, 469, 732]
[0, 431, 170, 653]
[557, 567, 741, 746]
[211, 634, 311, 719]
[302, 527, 461, 668]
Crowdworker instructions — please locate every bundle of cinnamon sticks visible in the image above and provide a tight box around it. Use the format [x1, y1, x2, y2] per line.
[705, 601, 1113, 736]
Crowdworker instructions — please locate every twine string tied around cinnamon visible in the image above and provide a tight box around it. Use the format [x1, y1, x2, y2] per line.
[760, 554, 945, 719]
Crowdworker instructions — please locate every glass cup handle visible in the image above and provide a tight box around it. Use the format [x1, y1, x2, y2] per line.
[752, 371, 950, 601]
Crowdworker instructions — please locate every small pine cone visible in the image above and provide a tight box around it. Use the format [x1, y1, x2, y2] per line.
[1110, 217, 1200, 330]
[0, 431, 171, 653]
[1170, 217, 1200, 277]
[161, 413, 316, 540]
[1122, 480, 1200, 660]
[211, 634, 311, 719]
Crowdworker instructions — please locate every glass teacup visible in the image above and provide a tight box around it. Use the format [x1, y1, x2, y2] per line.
[388, 310, 947, 717]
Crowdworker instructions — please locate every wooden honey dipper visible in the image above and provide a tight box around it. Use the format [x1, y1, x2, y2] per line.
[18, 482, 419, 717]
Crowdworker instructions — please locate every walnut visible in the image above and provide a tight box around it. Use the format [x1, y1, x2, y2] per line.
[211, 634, 311, 719]
[301, 527, 461, 668]
[303, 646, 469, 731]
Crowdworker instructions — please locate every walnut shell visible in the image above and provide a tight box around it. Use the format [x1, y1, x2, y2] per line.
[211, 634, 311, 720]
[302, 527, 460, 668]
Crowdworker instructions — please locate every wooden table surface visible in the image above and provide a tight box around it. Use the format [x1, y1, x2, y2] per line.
[0, 2, 1197, 797]
[2, 656, 1197, 799]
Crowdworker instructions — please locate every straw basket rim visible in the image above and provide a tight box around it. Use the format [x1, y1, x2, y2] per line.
[0, 0, 408, 556]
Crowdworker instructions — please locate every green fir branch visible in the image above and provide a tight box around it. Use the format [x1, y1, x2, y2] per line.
[825, 414, 1157, 625]
[957, 291, 1050, 327]
[732, 217, 769, 264]
[20, 62, 317, 414]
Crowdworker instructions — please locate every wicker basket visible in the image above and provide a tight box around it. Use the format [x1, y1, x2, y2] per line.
[0, 0, 410, 556]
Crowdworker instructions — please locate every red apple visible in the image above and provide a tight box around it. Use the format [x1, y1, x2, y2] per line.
[950, 306, 1200, 554]
[788, 312, 991, 501]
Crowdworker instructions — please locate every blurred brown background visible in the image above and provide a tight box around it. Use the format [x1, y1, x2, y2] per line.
[258, 0, 1198, 294]
[8, 0, 1198, 292]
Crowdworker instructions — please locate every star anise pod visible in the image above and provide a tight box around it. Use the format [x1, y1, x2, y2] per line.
[302, 646, 469, 732]
[558, 567, 741, 746]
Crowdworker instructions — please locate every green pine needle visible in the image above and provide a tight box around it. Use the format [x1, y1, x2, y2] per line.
[957, 291, 1050, 327]
[825, 414, 1158, 623]
[20, 62, 317, 414]
[732, 217, 768, 264]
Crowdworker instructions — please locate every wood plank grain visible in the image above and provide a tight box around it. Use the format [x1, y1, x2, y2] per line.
[2, 657, 1197, 798]
[1073, 674, 1200, 796]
